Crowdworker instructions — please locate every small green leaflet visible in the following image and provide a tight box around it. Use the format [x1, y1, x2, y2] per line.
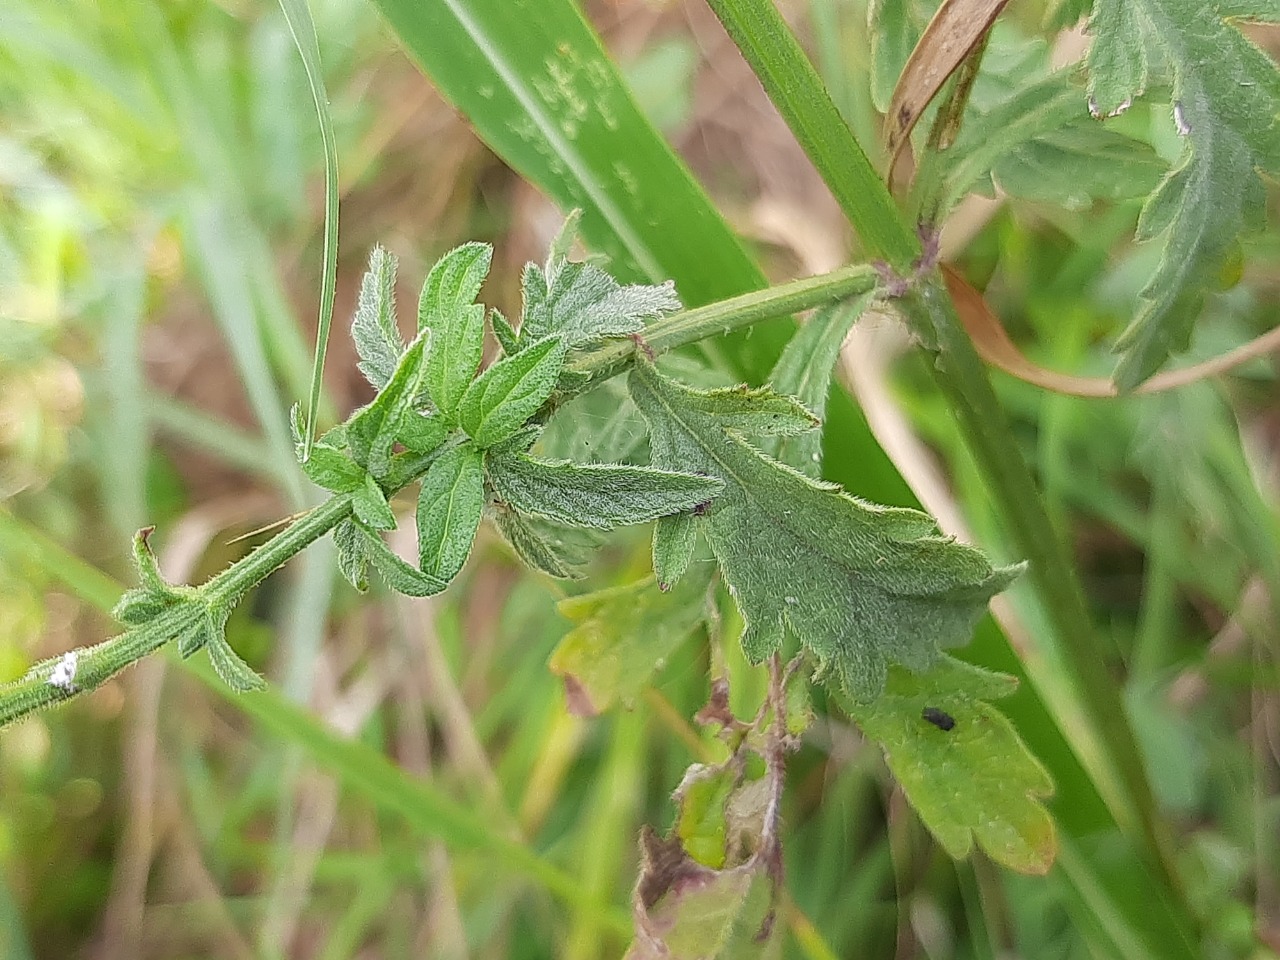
[420, 242, 493, 419]
[200, 610, 265, 693]
[653, 512, 697, 591]
[333, 518, 370, 592]
[485, 453, 723, 529]
[841, 657, 1056, 874]
[629, 360, 1022, 699]
[488, 505, 602, 579]
[351, 245, 404, 391]
[357, 521, 448, 597]
[347, 331, 430, 478]
[417, 442, 485, 582]
[763, 294, 872, 477]
[512, 214, 680, 351]
[549, 569, 711, 715]
[458, 336, 566, 448]
[1086, 0, 1280, 388]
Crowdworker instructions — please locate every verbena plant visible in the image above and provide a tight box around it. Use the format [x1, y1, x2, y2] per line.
[3, 0, 1277, 955]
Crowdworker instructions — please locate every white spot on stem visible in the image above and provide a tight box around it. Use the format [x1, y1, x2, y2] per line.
[48, 650, 79, 691]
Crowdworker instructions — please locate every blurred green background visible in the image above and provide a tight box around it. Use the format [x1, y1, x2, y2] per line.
[1, 0, 1278, 957]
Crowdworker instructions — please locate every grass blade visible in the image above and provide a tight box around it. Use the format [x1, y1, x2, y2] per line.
[276, 0, 339, 460]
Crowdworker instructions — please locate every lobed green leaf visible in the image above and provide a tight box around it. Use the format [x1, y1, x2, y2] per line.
[842, 657, 1056, 874]
[551, 570, 711, 716]
[1086, 0, 1280, 388]
[420, 242, 493, 418]
[629, 360, 1022, 699]
[487, 505, 602, 579]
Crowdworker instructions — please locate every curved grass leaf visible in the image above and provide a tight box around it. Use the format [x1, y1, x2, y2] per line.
[630, 360, 1021, 698]
[486, 453, 723, 529]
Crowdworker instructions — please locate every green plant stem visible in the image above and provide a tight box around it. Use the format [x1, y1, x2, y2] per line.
[703, 0, 918, 267]
[700, 0, 1191, 925]
[0, 508, 628, 932]
[572, 263, 879, 385]
[0, 265, 878, 730]
[905, 281, 1186, 905]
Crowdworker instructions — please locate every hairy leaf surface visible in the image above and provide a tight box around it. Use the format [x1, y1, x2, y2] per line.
[420, 242, 493, 418]
[458, 336, 566, 448]
[417, 443, 485, 582]
[488, 505, 602, 579]
[629, 360, 1021, 698]
[514, 216, 680, 350]
[351, 245, 404, 391]
[1086, 0, 1280, 387]
[486, 453, 723, 529]
[347, 332, 429, 478]
[843, 657, 1056, 873]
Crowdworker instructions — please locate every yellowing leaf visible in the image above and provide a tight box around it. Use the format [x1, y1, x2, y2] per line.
[550, 569, 710, 716]
[843, 656, 1057, 874]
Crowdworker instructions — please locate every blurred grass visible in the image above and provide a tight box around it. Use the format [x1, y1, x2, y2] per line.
[0, 0, 1277, 958]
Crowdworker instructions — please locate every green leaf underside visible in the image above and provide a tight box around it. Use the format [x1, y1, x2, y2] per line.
[629, 361, 1022, 699]
[515, 215, 681, 350]
[351, 245, 404, 391]
[420, 242, 493, 418]
[521, 259, 680, 349]
[208, 638, 266, 692]
[486, 453, 723, 529]
[417, 443, 485, 582]
[764, 294, 873, 477]
[550, 569, 710, 716]
[458, 337, 566, 448]
[334, 518, 370, 592]
[1087, 0, 1280, 388]
[652, 512, 697, 590]
[358, 522, 448, 597]
[844, 657, 1057, 874]
[488, 505, 603, 579]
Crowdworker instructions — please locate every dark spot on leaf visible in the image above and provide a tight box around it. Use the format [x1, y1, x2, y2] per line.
[922, 706, 955, 731]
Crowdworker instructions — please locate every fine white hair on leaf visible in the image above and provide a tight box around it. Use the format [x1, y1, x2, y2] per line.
[48, 650, 80, 691]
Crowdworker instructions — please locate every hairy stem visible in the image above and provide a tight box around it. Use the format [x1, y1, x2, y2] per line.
[0, 264, 879, 729]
